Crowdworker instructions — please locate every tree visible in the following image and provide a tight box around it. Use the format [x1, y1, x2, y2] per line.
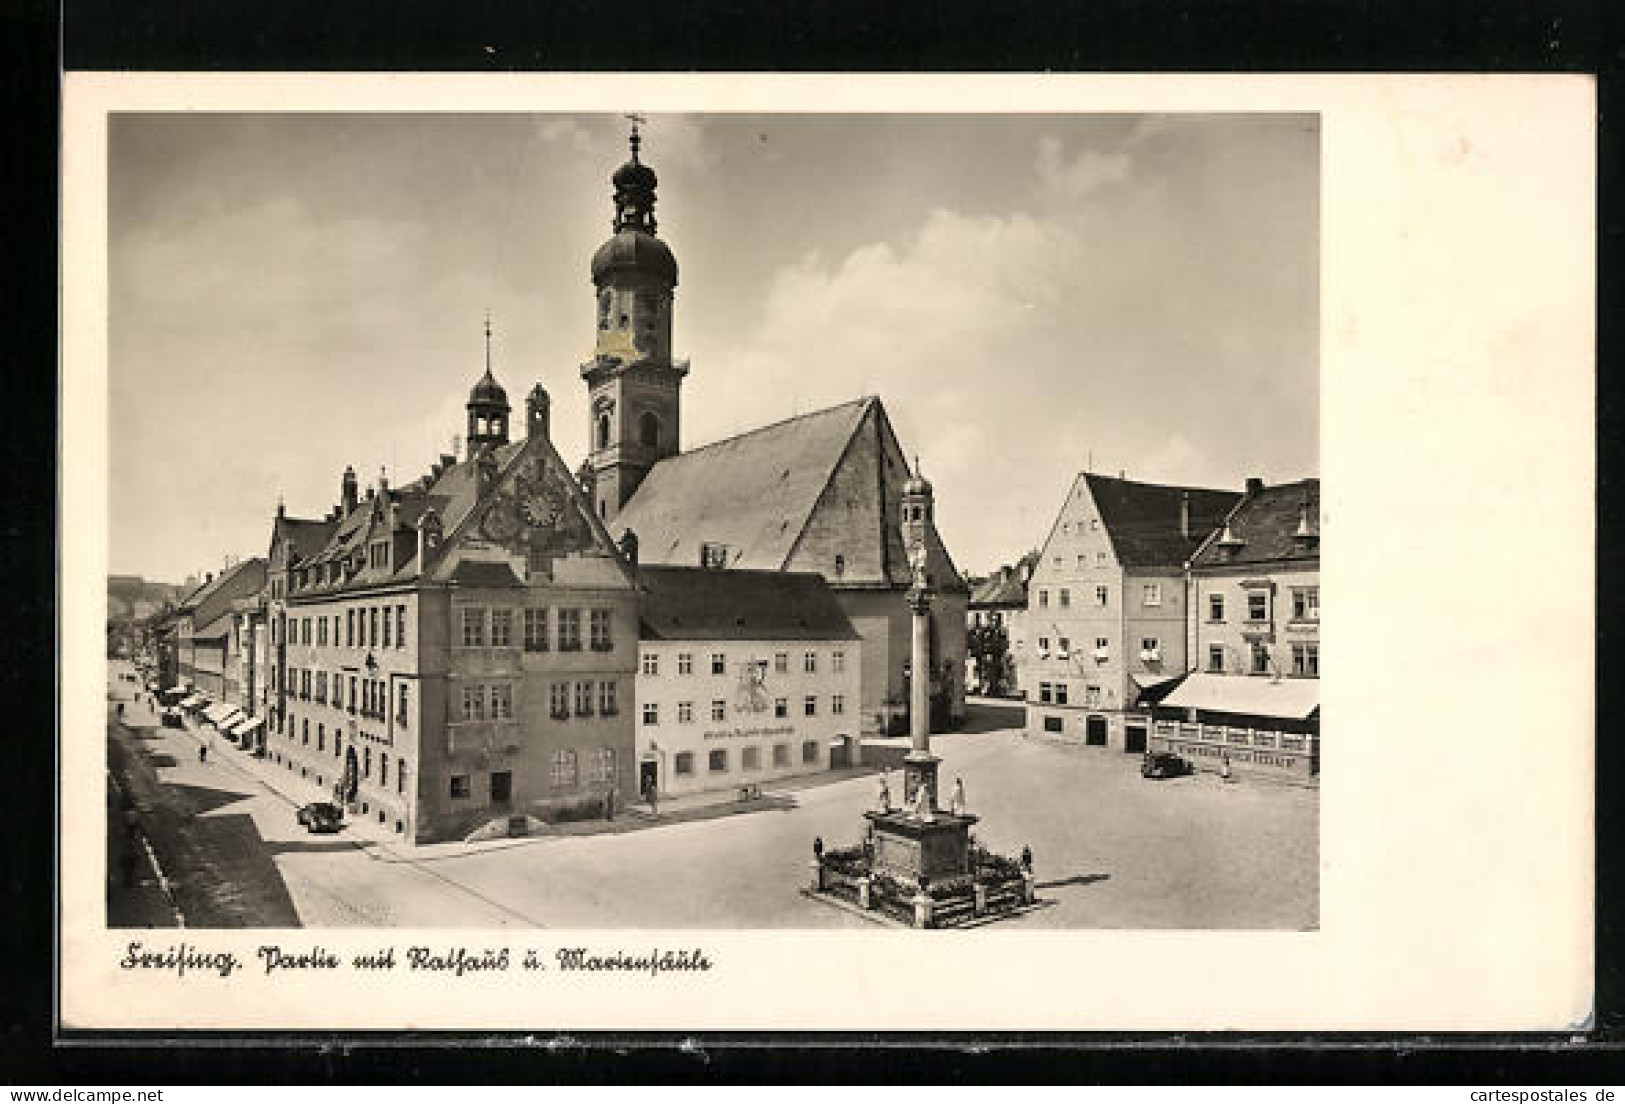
[967, 621, 1011, 697]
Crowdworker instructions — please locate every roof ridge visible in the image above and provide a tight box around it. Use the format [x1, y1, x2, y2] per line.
[669, 396, 873, 460]
[1082, 471, 1241, 498]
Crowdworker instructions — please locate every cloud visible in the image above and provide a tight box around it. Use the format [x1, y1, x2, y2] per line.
[1035, 136, 1132, 201]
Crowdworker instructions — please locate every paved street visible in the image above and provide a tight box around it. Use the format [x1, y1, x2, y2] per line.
[107, 665, 1317, 930]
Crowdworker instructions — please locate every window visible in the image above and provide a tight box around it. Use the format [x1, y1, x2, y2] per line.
[832, 651, 845, 673]
[1143, 583, 1162, 606]
[1292, 642, 1320, 677]
[711, 653, 726, 675]
[382, 608, 392, 647]
[832, 694, 845, 715]
[1208, 644, 1225, 673]
[677, 653, 693, 675]
[450, 775, 471, 799]
[1292, 587, 1320, 621]
[1096, 585, 1109, 606]
[397, 684, 409, 726]
[642, 653, 659, 676]
[1077, 554, 1087, 569]
[574, 681, 595, 717]
[1037, 636, 1050, 658]
[303, 617, 311, 645]
[804, 651, 817, 674]
[742, 746, 761, 771]
[1209, 593, 1225, 622]
[1039, 682, 1052, 704]
[678, 701, 694, 724]
[802, 740, 820, 764]
[317, 724, 324, 751]
[1057, 637, 1070, 659]
[708, 749, 728, 773]
[396, 605, 406, 648]
[598, 681, 617, 716]
[558, 609, 582, 651]
[347, 610, 355, 646]
[1054, 683, 1068, 705]
[700, 542, 729, 569]
[773, 653, 788, 674]
[674, 752, 695, 776]
[362, 747, 372, 778]
[491, 683, 513, 720]
[1251, 643, 1271, 675]
[461, 684, 485, 721]
[1248, 592, 1269, 622]
[774, 697, 788, 718]
[491, 609, 513, 647]
[1059, 588, 1071, 608]
[318, 618, 327, 646]
[461, 608, 485, 647]
[370, 608, 379, 646]
[589, 747, 617, 784]
[1085, 685, 1102, 707]
[349, 675, 357, 712]
[379, 753, 388, 788]
[804, 695, 817, 716]
[711, 699, 726, 722]
[551, 749, 578, 788]
[397, 762, 407, 796]
[524, 608, 548, 651]
[1044, 716, 1063, 733]
[1140, 637, 1160, 655]
[1038, 589, 1049, 609]
[590, 609, 612, 651]
[833, 554, 845, 577]
[642, 702, 659, 725]
[549, 682, 569, 720]
[301, 718, 309, 745]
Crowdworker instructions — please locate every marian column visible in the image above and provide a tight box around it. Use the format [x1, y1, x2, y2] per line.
[900, 463, 940, 814]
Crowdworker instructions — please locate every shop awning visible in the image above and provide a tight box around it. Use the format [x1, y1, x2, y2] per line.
[230, 716, 264, 737]
[180, 694, 208, 709]
[1131, 670, 1188, 707]
[1160, 672, 1319, 720]
[213, 707, 245, 728]
[202, 702, 230, 722]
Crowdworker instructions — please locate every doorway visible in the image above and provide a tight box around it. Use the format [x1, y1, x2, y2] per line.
[1125, 725, 1147, 754]
[490, 770, 513, 806]
[1085, 715, 1108, 747]
[639, 759, 659, 799]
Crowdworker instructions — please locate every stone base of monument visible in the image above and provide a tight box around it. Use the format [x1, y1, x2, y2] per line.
[808, 808, 1036, 929]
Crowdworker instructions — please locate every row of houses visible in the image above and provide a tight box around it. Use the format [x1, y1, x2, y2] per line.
[970, 472, 1320, 784]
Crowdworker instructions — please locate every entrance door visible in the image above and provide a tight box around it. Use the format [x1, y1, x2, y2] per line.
[829, 738, 850, 770]
[490, 770, 513, 806]
[1125, 725, 1147, 754]
[1085, 715, 1108, 747]
[639, 759, 658, 798]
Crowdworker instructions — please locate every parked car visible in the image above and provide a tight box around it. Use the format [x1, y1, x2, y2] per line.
[159, 707, 185, 729]
[296, 802, 345, 834]
[1140, 750, 1191, 779]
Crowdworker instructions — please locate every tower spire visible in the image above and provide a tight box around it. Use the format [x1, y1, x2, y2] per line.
[483, 309, 493, 377]
[626, 113, 645, 162]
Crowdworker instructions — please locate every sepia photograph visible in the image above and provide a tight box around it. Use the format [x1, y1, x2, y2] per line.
[61, 73, 1592, 1033]
[103, 109, 1319, 932]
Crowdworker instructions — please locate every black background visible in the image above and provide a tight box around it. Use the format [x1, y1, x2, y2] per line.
[2, 0, 1620, 1083]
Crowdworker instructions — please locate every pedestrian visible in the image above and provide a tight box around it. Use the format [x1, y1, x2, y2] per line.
[1220, 753, 1233, 783]
[877, 770, 892, 812]
[645, 778, 658, 816]
[603, 787, 615, 822]
[198, 743, 208, 763]
[116, 703, 125, 720]
[950, 776, 966, 816]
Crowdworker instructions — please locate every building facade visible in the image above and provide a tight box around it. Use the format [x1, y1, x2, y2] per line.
[631, 566, 863, 798]
[1153, 477, 1321, 783]
[1024, 473, 1239, 754]
[262, 363, 641, 844]
[580, 130, 968, 737]
[965, 552, 1037, 696]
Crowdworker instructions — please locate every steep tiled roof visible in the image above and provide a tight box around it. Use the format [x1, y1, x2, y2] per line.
[189, 558, 266, 629]
[613, 399, 872, 572]
[1084, 473, 1242, 569]
[637, 566, 860, 642]
[1190, 478, 1320, 569]
[969, 551, 1038, 608]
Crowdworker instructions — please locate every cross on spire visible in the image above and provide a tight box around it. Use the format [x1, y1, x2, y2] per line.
[625, 113, 646, 160]
[483, 309, 493, 375]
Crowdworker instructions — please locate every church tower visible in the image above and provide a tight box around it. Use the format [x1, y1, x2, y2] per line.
[581, 119, 687, 522]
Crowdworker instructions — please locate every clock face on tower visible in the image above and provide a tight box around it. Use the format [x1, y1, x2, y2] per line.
[520, 485, 562, 528]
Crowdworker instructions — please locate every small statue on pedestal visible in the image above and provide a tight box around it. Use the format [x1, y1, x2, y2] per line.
[950, 776, 966, 817]
[876, 770, 892, 812]
[912, 777, 934, 823]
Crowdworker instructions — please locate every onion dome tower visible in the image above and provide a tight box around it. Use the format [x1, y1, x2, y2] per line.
[467, 313, 511, 459]
[582, 117, 688, 523]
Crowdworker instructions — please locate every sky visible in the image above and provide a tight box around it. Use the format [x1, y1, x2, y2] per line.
[108, 112, 1318, 583]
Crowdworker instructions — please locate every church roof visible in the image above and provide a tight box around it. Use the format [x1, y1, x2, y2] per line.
[636, 566, 860, 642]
[613, 398, 875, 573]
[1084, 473, 1242, 569]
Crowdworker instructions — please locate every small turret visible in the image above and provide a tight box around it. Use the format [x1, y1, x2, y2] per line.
[341, 466, 358, 515]
[527, 382, 551, 441]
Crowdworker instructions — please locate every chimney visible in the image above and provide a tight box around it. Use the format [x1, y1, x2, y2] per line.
[341, 465, 359, 514]
[440, 453, 456, 472]
[618, 528, 639, 571]
[1246, 477, 1265, 496]
[378, 467, 389, 497]
[528, 383, 551, 441]
[205, 572, 213, 584]
[1180, 490, 1190, 541]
